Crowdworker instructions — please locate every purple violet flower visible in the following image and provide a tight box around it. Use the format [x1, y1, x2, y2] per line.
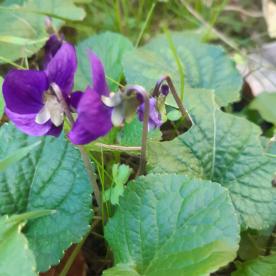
[43, 34, 63, 67]
[137, 97, 162, 130]
[2, 39, 77, 137]
[68, 51, 162, 145]
[68, 51, 113, 145]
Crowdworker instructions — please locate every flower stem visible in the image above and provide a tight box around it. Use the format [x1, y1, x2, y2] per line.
[51, 83, 101, 208]
[125, 85, 150, 176]
[153, 75, 190, 120]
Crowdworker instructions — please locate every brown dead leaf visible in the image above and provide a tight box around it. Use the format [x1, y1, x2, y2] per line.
[238, 42, 276, 96]
[40, 245, 86, 276]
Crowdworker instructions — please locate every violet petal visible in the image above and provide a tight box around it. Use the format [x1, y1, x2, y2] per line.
[137, 97, 162, 129]
[88, 51, 109, 96]
[5, 107, 53, 136]
[70, 91, 83, 110]
[46, 124, 63, 137]
[3, 70, 48, 114]
[44, 34, 63, 68]
[45, 42, 77, 95]
[68, 86, 112, 145]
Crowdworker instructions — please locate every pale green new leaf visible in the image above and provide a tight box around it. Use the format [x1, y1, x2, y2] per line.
[0, 215, 36, 276]
[123, 32, 242, 106]
[105, 174, 240, 276]
[250, 93, 276, 125]
[103, 164, 132, 205]
[148, 89, 276, 230]
[75, 32, 134, 91]
[0, 124, 92, 272]
[232, 254, 276, 276]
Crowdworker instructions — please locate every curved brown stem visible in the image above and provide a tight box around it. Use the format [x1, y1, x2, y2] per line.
[51, 83, 101, 208]
[153, 75, 190, 120]
[124, 85, 150, 176]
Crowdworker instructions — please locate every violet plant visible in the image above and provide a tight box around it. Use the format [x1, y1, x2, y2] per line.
[0, 3, 276, 276]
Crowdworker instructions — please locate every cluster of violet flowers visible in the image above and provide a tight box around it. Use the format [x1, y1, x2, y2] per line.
[2, 35, 163, 145]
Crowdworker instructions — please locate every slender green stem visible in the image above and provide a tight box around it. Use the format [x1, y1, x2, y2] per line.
[114, 0, 123, 33]
[59, 220, 98, 276]
[106, 75, 124, 88]
[137, 0, 145, 24]
[100, 148, 110, 220]
[180, 0, 239, 51]
[135, 2, 156, 47]
[52, 83, 101, 208]
[205, 0, 228, 41]
[95, 143, 141, 151]
[0, 56, 25, 69]
[164, 27, 185, 101]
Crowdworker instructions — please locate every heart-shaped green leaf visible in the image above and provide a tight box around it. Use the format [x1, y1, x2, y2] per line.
[123, 32, 242, 106]
[104, 174, 240, 276]
[75, 32, 134, 92]
[0, 124, 92, 272]
[148, 89, 276, 230]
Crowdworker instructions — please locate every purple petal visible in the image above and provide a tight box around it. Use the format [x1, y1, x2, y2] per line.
[137, 97, 162, 129]
[5, 107, 53, 136]
[45, 42, 77, 96]
[69, 91, 83, 111]
[68, 86, 112, 145]
[88, 51, 109, 96]
[161, 84, 169, 96]
[46, 124, 63, 137]
[43, 34, 63, 68]
[3, 70, 48, 114]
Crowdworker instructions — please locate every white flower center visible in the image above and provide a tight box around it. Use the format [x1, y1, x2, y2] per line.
[35, 90, 64, 127]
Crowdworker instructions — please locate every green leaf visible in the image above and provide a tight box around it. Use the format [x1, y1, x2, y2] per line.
[75, 32, 134, 92]
[250, 93, 276, 125]
[238, 230, 270, 261]
[118, 117, 162, 148]
[2, 0, 86, 20]
[167, 108, 181, 121]
[123, 32, 242, 106]
[103, 164, 132, 205]
[0, 141, 40, 172]
[232, 254, 276, 276]
[0, 0, 85, 63]
[0, 215, 37, 276]
[104, 174, 240, 276]
[148, 89, 276, 230]
[103, 264, 140, 276]
[0, 124, 92, 272]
